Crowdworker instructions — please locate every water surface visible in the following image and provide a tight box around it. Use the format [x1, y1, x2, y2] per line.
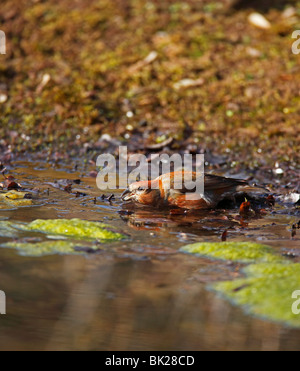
[0, 161, 299, 351]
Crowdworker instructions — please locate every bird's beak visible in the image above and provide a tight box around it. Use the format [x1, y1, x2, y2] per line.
[121, 189, 132, 201]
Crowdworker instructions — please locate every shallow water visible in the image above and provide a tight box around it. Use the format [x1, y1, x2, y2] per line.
[0, 161, 299, 351]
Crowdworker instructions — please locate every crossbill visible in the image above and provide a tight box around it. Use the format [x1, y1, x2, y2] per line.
[121, 171, 262, 210]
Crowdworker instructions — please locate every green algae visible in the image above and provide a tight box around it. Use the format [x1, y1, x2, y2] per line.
[2, 240, 92, 257]
[180, 242, 283, 264]
[0, 191, 33, 209]
[181, 241, 300, 328]
[0, 218, 126, 256]
[25, 218, 126, 241]
[213, 263, 300, 328]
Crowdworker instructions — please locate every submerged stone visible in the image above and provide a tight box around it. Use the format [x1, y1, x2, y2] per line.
[180, 242, 282, 264]
[0, 220, 20, 238]
[2, 240, 94, 257]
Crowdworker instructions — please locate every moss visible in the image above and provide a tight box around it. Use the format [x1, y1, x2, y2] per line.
[2, 240, 92, 257]
[180, 242, 283, 264]
[0, 0, 299, 181]
[25, 218, 126, 241]
[213, 263, 300, 328]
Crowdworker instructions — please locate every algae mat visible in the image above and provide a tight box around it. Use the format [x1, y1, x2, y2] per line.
[181, 241, 282, 264]
[25, 218, 126, 240]
[0, 218, 127, 257]
[214, 262, 300, 328]
[181, 242, 300, 328]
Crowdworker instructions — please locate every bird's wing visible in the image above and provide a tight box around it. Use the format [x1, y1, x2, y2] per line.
[159, 172, 246, 193]
[203, 174, 247, 191]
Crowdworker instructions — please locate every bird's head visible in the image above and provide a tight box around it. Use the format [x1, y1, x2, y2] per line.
[121, 180, 161, 206]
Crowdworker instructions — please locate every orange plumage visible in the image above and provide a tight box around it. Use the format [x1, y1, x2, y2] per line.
[121, 171, 254, 210]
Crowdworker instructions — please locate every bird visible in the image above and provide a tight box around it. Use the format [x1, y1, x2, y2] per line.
[121, 171, 266, 210]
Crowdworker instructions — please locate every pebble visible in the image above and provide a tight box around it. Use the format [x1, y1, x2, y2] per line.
[248, 12, 271, 30]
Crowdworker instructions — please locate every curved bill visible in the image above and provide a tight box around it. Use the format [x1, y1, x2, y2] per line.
[121, 189, 132, 201]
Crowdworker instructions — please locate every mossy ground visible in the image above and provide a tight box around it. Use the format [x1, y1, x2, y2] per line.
[0, 0, 299, 189]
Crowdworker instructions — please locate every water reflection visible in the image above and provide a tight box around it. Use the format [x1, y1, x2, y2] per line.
[119, 204, 240, 238]
[0, 162, 299, 350]
[0, 251, 300, 351]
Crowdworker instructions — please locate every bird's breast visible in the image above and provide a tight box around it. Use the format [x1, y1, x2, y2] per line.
[167, 194, 211, 210]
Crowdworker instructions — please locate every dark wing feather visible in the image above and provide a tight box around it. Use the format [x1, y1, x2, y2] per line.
[160, 172, 247, 194]
[203, 174, 247, 191]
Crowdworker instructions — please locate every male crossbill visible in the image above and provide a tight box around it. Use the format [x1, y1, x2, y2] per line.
[121, 171, 260, 210]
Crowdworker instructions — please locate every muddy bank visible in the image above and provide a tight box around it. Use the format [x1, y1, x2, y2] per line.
[0, 0, 299, 192]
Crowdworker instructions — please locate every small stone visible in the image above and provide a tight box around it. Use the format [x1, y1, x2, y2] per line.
[0, 94, 7, 103]
[248, 12, 271, 30]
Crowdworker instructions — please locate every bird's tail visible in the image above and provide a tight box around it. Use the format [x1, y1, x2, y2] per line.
[236, 184, 269, 195]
